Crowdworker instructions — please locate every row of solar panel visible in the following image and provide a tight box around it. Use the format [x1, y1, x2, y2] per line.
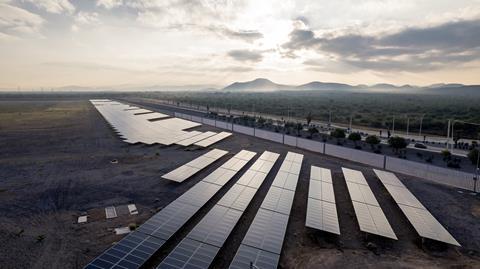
[306, 166, 340, 235]
[305, 166, 460, 247]
[229, 152, 304, 269]
[90, 100, 232, 147]
[157, 151, 280, 269]
[84, 149, 258, 269]
[86, 147, 461, 269]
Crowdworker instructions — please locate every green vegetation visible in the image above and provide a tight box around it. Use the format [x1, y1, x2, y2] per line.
[348, 132, 362, 148]
[365, 135, 381, 150]
[129, 223, 138, 231]
[468, 149, 479, 166]
[331, 128, 346, 145]
[136, 90, 480, 139]
[388, 136, 407, 154]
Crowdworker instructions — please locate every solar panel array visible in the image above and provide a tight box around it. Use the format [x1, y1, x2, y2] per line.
[158, 151, 280, 269]
[374, 169, 460, 246]
[229, 152, 304, 269]
[305, 166, 340, 235]
[90, 100, 232, 146]
[175, 131, 217, 146]
[194, 131, 233, 147]
[84, 150, 257, 269]
[162, 149, 228, 182]
[342, 168, 397, 240]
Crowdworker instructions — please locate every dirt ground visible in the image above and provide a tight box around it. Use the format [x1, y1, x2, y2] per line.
[0, 97, 479, 269]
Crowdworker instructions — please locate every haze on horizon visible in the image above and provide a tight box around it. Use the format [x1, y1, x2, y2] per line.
[1, 0, 480, 90]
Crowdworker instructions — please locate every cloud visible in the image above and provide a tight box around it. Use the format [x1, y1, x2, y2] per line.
[227, 49, 263, 62]
[96, 0, 123, 9]
[71, 12, 100, 31]
[221, 28, 263, 42]
[22, 0, 75, 14]
[282, 18, 480, 71]
[0, 3, 44, 38]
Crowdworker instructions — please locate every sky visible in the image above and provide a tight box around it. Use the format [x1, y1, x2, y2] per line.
[1, 0, 480, 90]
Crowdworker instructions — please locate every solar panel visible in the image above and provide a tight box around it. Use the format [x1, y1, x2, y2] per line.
[241, 208, 289, 254]
[260, 186, 295, 215]
[175, 131, 217, 146]
[157, 238, 219, 269]
[137, 200, 201, 239]
[374, 169, 460, 246]
[271, 171, 299, 191]
[194, 132, 232, 147]
[306, 198, 340, 235]
[342, 167, 397, 240]
[162, 149, 228, 182]
[157, 151, 280, 269]
[235, 170, 268, 189]
[229, 244, 279, 269]
[227, 152, 302, 269]
[217, 184, 257, 212]
[85, 232, 165, 269]
[305, 166, 340, 235]
[187, 205, 243, 247]
[90, 100, 204, 146]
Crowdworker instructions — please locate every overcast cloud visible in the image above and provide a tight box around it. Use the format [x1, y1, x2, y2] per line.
[1, 0, 480, 88]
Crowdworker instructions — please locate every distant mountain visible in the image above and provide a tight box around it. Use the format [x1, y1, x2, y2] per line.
[427, 83, 465, 89]
[222, 78, 289, 91]
[221, 78, 480, 94]
[296, 81, 355, 91]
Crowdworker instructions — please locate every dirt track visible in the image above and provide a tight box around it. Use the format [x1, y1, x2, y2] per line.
[0, 97, 479, 269]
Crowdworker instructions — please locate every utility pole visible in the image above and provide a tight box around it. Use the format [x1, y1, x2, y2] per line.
[406, 115, 410, 137]
[475, 151, 479, 192]
[328, 110, 332, 126]
[419, 114, 425, 139]
[446, 119, 451, 150]
[349, 113, 353, 133]
[392, 116, 395, 136]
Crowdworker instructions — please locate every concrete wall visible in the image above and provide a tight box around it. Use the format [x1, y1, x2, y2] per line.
[326, 144, 384, 168]
[254, 129, 283, 144]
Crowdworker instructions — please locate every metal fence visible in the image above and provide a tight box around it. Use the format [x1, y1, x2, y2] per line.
[174, 112, 478, 192]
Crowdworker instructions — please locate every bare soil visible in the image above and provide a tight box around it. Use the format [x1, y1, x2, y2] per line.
[0, 97, 479, 269]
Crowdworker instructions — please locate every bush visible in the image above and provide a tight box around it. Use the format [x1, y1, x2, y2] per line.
[348, 132, 362, 146]
[468, 149, 479, 165]
[441, 150, 452, 162]
[388, 136, 407, 153]
[129, 223, 138, 231]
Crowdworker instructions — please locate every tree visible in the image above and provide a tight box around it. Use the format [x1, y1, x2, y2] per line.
[331, 128, 346, 145]
[308, 126, 319, 138]
[468, 149, 479, 165]
[348, 132, 362, 147]
[388, 136, 407, 153]
[441, 150, 452, 163]
[365, 135, 381, 150]
[306, 111, 313, 126]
